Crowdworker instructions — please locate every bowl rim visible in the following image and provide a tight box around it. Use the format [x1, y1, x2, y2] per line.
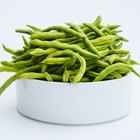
[16, 73, 132, 85]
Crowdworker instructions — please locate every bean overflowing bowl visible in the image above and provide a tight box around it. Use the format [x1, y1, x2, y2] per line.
[0, 16, 140, 95]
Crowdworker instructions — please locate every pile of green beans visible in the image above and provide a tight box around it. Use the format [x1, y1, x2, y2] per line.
[0, 16, 140, 95]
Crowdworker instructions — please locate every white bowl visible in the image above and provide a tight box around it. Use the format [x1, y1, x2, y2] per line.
[16, 74, 131, 125]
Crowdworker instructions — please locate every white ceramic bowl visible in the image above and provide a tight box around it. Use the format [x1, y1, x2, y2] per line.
[16, 74, 131, 125]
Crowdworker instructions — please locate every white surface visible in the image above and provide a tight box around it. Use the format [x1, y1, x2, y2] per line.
[0, 0, 140, 139]
[16, 75, 131, 124]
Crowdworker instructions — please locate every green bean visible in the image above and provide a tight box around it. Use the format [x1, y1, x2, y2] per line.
[42, 57, 71, 65]
[86, 71, 99, 78]
[108, 54, 120, 64]
[31, 39, 99, 59]
[110, 71, 122, 79]
[130, 59, 139, 65]
[26, 24, 41, 31]
[15, 29, 33, 35]
[29, 48, 58, 56]
[55, 57, 76, 74]
[15, 59, 33, 67]
[42, 26, 84, 38]
[2, 44, 15, 55]
[83, 23, 105, 36]
[44, 71, 53, 81]
[95, 43, 110, 51]
[0, 66, 18, 72]
[31, 31, 68, 40]
[108, 25, 120, 30]
[80, 16, 102, 33]
[99, 48, 109, 57]
[46, 65, 61, 73]
[108, 44, 114, 50]
[0, 64, 41, 95]
[131, 68, 140, 77]
[90, 35, 116, 46]
[126, 55, 131, 64]
[68, 69, 78, 75]
[62, 68, 69, 82]
[100, 24, 109, 32]
[20, 72, 45, 79]
[86, 65, 96, 71]
[56, 36, 78, 43]
[116, 36, 129, 42]
[110, 30, 122, 35]
[14, 49, 25, 56]
[1, 61, 15, 67]
[13, 52, 31, 62]
[80, 77, 91, 82]
[22, 36, 30, 47]
[41, 64, 47, 73]
[108, 49, 130, 55]
[94, 60, 110, 68]
[94, 63, 131, 81]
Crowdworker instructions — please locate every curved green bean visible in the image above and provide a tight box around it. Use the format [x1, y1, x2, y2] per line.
[45, 49, 86, 83]
[94, 63, 131, 81]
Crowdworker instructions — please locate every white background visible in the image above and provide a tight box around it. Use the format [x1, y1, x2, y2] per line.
[0, 0, 140, 140]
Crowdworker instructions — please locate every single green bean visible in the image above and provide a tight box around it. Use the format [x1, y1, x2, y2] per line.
[108, 25, 120, 30]
[2, 44, 15, 55]
[22, 36, 30, 47]
[80, 77, 91, 82]
[42, 57, 71, 65]
[41, 64, 47, 73]
[94, 63, 131, 81]
[31, 39, 99, 59]
[44, 72, 53, 81]
[83, 23, 105, 36]
[31, 31, 68, 40]
[42, 26, 84, 38]
[13, 52, 31, 62]
[62, 68, 69, 82]
[0, 66, 18, 72]
[26, 24, 41, 31]
[108, 49, 130, 55]
[29, 48, 58, 56]
[1, 61, 15, 67]
[0, 64, 42, 95]
[15, 29, 33, 35]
